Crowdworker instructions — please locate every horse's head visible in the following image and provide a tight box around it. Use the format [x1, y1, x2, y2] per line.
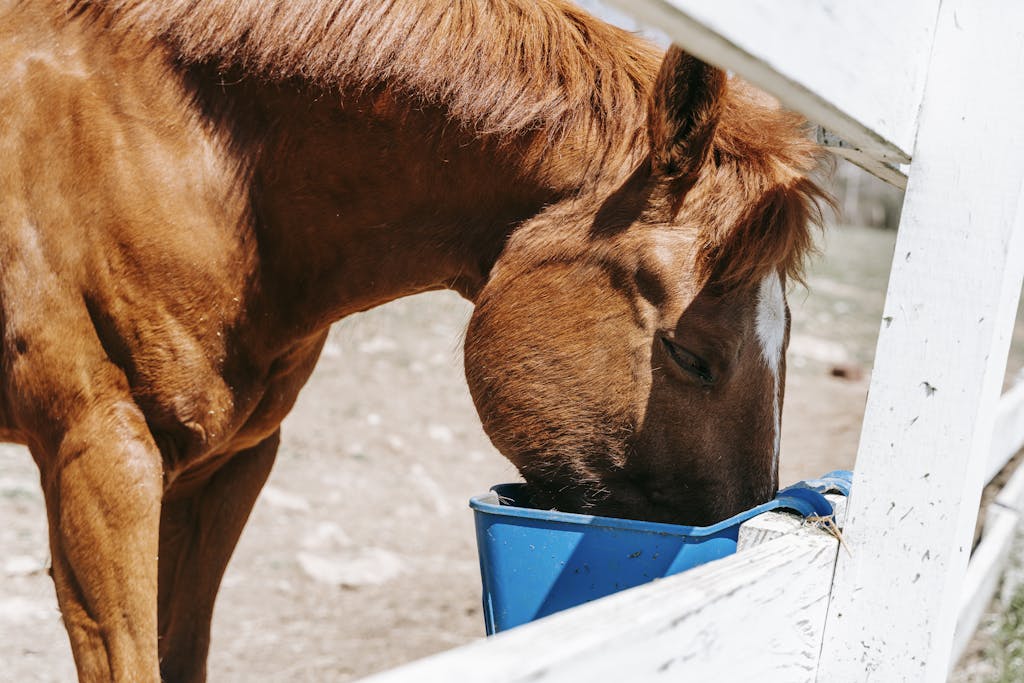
[464, 47, 829, 525]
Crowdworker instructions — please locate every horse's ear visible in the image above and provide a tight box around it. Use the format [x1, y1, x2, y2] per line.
[648, 46, 726, 183]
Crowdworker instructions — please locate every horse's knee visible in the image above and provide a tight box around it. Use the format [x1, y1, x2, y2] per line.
[50, 400, 159, 503]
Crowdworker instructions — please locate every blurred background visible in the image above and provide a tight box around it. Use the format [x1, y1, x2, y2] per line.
[2, 4, 1022, 682]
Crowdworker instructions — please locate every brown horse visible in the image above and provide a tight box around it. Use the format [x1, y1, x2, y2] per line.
[0, 0, 829, 680]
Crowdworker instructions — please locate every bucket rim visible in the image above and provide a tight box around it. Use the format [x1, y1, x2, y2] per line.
[469, 483, 766, 538]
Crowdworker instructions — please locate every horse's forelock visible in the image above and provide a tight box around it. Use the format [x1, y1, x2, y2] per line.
[686, 89, 834, 290]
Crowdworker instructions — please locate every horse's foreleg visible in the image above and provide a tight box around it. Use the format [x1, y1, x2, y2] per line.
[157, 432, 279, 683]
[38, 403, 163, 682]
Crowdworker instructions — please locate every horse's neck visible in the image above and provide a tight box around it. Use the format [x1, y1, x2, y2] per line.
[233, 82, 638, 332]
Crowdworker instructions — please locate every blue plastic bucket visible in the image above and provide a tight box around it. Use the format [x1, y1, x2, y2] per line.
[470, 471, 851, 634]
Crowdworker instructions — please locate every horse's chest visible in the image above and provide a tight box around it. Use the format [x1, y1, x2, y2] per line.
[228, 349, 323, 451]
[151, 332, 327, 483]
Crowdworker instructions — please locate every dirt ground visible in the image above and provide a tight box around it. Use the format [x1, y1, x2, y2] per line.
[0, 224, 978, 681]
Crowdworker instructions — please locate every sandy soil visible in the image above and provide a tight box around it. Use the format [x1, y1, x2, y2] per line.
[0, 224, 938, 682]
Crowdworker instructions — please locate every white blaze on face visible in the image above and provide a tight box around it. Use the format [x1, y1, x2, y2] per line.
[755, 272, 786, 472]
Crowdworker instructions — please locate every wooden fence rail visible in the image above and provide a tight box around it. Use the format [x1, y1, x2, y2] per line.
[361, 515, 841, 683]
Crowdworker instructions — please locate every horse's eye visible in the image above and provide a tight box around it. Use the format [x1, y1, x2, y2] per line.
[660, 337, 715, 385]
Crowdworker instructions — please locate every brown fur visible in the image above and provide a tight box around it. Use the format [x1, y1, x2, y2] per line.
[690, 86, 831, 287]
[2, 1, 830, 680]
[78, 0, 662, 182]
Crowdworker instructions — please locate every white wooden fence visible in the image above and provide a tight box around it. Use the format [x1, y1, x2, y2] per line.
[359, 1, 1024, 680]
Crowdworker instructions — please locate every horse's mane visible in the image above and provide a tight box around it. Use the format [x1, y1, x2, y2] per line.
[76, 0, 661, 151]
[75, 0, 829, 288]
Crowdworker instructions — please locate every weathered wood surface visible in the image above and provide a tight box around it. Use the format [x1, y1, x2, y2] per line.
[737, 494, 848, 552]
[816, 1, 1024, 679]
[359, 525, 839, 683]
[604, 0, 938, 169]
[736, 510, 803, 553]
[816, 128, 908, 190]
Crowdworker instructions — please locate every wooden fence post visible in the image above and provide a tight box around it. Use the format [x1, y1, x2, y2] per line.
[816, 2, 1024, 679]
